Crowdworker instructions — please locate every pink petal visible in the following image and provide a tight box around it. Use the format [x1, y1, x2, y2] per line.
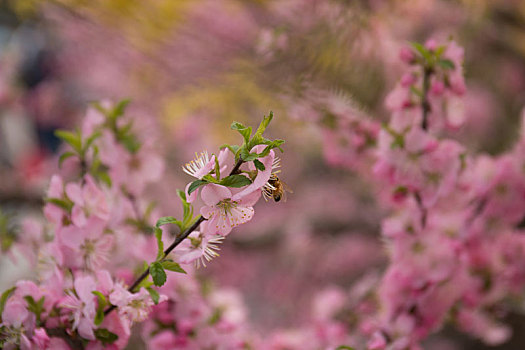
[65, 183, 84, 206]
[47, 175, 64, 198]
[71, 206, 87, 228]
[77, 318, 95, 340]
[58, 225, 84, 249]
[200, 206, 217, 220]
[74, 276, 97, 302]
[235, 189, 261, 207]
[200, 184, 231, 206]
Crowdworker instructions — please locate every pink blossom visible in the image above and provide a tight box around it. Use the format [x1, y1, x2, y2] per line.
[109, 284, 166, 323]
[172, 224, 224, 267]
[199, 184, 259, 235]
[60, 275, 97, 340]
[66, 175, 110, 228]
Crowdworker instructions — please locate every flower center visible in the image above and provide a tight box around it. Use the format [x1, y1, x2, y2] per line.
[216, 198, 237, 215]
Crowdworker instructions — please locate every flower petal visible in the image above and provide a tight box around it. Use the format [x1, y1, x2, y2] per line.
[201, 184, 231, 206]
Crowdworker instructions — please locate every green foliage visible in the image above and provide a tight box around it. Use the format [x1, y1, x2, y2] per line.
[219, 174, 252, 187]
[188, 179, 208, 195]
[335, 346, 354, 350]
[44, 197, 74, 212]
[150, 262, 167, 287]
[94, 328, 119, 345]
[154, 228, 164, 260]
[24, 295, 45, 323]
[438, 59, 455, 70]
[92, 291, 107, 326]
[161, 260, 186, 274]
[0, 211, 17, 253]
[0, 287, 16, 320]
[146, 287, 160, 305]
[228, 112, 284, 164]
[253, 159, 265, 171]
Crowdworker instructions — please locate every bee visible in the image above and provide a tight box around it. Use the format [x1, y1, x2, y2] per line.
[263, 174, 293, 202]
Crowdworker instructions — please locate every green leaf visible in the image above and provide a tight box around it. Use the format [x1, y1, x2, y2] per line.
[58, 151, 76, 168]
[83, 131, 102, 154]
[146, 287, 160, 305]
[410, 86, 422, 97]
[150, 262, 167, 287]
[154, 228, 164, 260]
[24, 296, 45, 323]
[219, 175, 252, 188]
[161, 260, 186, 274]
[410, 42, 432, 62]
[438, 59, 455, 70]
[112, 99, 131, 120]
[0, 286, 16, 318]
[120, 134, 141, 154]
[156, 216, 178, 228]
[55, 130, 82, 153]
[253, 111, 274, 139]
[176, 190, 194, 229]
[231, 122, 252, 143]
[214, 154, 221, 179]
[258, 139, 285, 157]
[335, 346, 354, 350]
[92, 291, 107, 326]
[253, 159, 265, 171]
[44, 197, 73, 212]
[95, 171, 112, 188]
[239, 147, 259, 162]
[94, 328, 119, 345]
[188, 179, 208, 195]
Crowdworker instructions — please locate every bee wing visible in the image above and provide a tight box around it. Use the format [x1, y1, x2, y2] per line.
[281, 180, 293, 194]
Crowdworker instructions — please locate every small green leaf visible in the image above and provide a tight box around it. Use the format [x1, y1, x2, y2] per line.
[83, 131, 102, 153]
[44, 198, 73, 212]
[239, 147, 259, 162]
[92, 291, 107, 326]
[410, 86, 423, 97]
[95, 171, 112, 187]
[94, 328, 119, 345]
[253, 111, 274, 139]
[58, 152, 76, 168]
[410, 42, 432, 62]
[150, 262, 167, 287]
[154, 228, 164, 260]
[438, 59, 455, 70]
[112, 99, 131, 120]
[219, 175, 252, 188]
[0, 286, 16, 318]
[161, 260, 186, 274]
[188, 179, 208, 195]
[24, 295, 45, 323]
[146, 287, 160, 305]
[214, 154, 221, 179]
[120, 134, 141, 154]
[55, 130, 82, 153]
[156, 217, 178, 228]
[231, 122, 252, 143]
[253, 159, 265, 171]
[335, 346, 354, 350]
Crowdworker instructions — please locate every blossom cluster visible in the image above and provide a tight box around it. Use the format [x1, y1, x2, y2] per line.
[289, 38, 525, 349]
[0, 102, 284, 349]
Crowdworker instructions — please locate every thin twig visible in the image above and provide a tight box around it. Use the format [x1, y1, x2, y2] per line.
[421, 66, 432, 131]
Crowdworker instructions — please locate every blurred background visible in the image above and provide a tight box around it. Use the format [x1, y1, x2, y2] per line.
[1, 0, 525, 348]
